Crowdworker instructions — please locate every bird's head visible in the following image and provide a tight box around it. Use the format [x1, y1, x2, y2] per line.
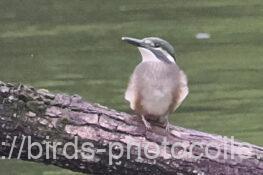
[122, 36, 176, 64]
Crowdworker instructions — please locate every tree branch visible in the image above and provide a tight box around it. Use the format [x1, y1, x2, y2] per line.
[0, 81, 262, 175]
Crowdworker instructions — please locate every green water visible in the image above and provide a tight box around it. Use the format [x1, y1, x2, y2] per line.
[0, 0, 263, 174]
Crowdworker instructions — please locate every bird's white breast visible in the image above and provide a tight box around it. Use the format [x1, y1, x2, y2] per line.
[138, 47, 175, 63]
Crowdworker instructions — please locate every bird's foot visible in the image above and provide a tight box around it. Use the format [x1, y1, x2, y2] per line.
[142, 115, 152, 130]
[160, 115, 170, 133]
[165, 122, 170, 133]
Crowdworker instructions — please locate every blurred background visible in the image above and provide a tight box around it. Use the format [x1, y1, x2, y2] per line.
[0, 0, 263, 174]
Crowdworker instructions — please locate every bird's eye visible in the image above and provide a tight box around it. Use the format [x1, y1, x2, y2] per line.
[144, 40, 154, 47]
[154, 43, 160, 47]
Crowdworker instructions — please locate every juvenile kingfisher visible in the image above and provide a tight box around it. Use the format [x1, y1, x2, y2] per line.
[122, 36, 189, 131]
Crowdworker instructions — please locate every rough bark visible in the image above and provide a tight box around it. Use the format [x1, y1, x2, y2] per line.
[0, 81, 262, 175]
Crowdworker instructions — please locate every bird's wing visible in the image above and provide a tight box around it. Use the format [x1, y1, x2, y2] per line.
[172, 70, 189, 111]
[125, 73, 137, 110]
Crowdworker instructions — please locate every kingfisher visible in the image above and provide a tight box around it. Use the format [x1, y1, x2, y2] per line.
[122, 36, 189, 131]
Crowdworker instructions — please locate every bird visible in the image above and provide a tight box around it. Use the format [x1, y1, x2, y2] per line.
[122, 36, 189, 131]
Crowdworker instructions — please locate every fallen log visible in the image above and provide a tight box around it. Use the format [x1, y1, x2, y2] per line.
[0, 81, 262, 175]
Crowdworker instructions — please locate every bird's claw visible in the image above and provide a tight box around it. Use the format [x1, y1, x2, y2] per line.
[144, 121, 152, 130]
[165, 123, 170, 133]
[142, 115, 152, 130]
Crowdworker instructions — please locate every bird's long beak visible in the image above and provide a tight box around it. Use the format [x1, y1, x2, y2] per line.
[121, 37, 144, 47]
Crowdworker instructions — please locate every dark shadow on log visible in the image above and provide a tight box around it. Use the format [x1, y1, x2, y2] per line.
[0, 81, 262, 175]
